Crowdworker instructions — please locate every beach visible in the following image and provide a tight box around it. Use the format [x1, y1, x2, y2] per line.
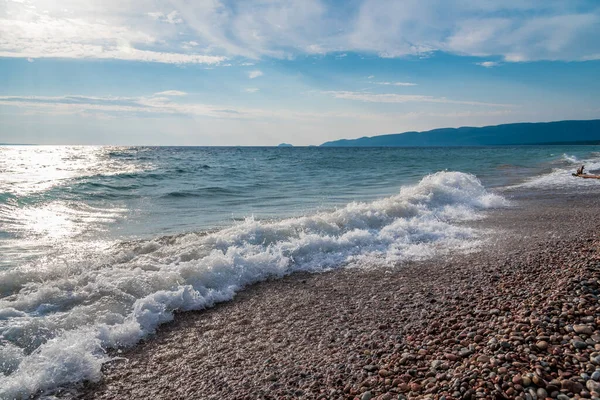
[74, 191, 600, 399]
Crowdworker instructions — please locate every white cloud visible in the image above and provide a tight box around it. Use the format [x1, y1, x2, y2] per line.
[0, 0, 598, 63]
[367, 75, 375, 79]
[0, 93, 516, 125]
[476, 61, 500, 68]
[147, 10, 182, 24]
[147, 12, 164, 20]
[153, 90, 187, 96]
[248, 70, 263, 79]
[324, 91, 513, 107]
[245, 88, 260, 93]
[372, 81, 417, 86]
[0, 2, 223, 64]
[165, 11, 183, 24]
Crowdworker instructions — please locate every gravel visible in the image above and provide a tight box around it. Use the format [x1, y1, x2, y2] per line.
[72, 192, 600, 400]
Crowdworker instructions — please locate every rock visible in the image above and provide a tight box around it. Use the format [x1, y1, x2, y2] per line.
[476, 355, 490, 363]
[536, 341, 549, 350]
[532, 374, 545, 387]
[522, 376, 531, 387]
[410, 382, 422, 392]
[588, 380, 600, 392]
[431, 360, 443, 370]
[573, 340, 588, 349]
[361, 391, 373, 400]
[513, 375, 523, 385]
[536, 388, 548, 398]
[592, 370, 600, 381]
[489, 309, 501, 316]
[363, 365, 378, 372]
[561, 379, 584, 394]
[444, 353, 458, 361]
[574, 325, 594, 335]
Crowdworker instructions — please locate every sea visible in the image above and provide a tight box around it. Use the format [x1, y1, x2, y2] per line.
[1, 145, 600, 398]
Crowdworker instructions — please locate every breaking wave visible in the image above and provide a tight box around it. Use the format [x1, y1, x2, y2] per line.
[0, 172, 507, 397]
[516, 153, 600, 189]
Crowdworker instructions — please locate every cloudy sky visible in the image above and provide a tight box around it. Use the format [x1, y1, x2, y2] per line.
[0, 0, 599, 145]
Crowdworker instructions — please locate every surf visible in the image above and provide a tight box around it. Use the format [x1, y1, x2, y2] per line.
[0, 171, 507, 397]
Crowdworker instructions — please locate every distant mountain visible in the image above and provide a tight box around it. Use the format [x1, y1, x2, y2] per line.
[277, 143, 294, 147]
[320, 119, 600, 147]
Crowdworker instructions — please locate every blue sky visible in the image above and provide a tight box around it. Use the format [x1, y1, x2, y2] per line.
[0, 0, 599, 145]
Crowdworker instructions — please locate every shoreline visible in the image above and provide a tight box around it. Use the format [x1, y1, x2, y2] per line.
[73, 192, 600, 399]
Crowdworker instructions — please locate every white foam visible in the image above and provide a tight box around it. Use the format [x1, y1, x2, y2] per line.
[0, 171, 507, 397]
[516, 154, 600, 189]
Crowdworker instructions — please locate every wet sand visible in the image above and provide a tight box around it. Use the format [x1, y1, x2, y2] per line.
[76, 192, 600, 399]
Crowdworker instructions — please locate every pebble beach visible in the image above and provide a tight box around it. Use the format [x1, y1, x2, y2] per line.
[74, 191, 600, 400]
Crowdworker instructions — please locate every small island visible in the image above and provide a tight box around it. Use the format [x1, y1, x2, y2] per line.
[277, 143, 294, 147]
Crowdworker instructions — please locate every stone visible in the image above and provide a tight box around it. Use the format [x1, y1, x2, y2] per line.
[361, 391, 373, 400]
[476, 355, 490, 363]
[574, 325, 594, 335]
[573, 340, 588, 349]
[410, 382, 422, 392]
[561, 379, 584, 394]
[536, 341, 549, 350]
[592, 370, 600, 381]
[536, 388, 548, 398]
[379, 369, 391, 377]
[364, 365, 378, 372]
[588, 380, 600, 392]
[522, 376, 531, 387]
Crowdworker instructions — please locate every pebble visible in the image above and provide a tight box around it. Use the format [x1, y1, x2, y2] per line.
[575, 325, 594, 335]
[536, 340, 549, 350]
[78, 210, 600, 400]
[574, 340, 588, 349]
[476, 355, 490, 363]
[588, 380, 600, 393]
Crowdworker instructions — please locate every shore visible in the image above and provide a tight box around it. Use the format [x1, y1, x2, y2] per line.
[76, 192, 600, 400]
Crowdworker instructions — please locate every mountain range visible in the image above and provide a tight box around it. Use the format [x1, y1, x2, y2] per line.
[320, 119, 600, 147]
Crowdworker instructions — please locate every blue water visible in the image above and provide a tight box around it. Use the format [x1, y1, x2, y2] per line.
[2, 145, 600, 267]
[1, 144, 600, 397]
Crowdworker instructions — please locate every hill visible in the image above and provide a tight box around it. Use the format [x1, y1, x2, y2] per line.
[320, 120, 600, 147]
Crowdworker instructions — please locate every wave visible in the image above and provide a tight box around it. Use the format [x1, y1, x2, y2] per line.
[516, 153, 600, 189]
[0, 172, 507, 397]
[162, 187, 239, 199]
[561, 153, 580, 163]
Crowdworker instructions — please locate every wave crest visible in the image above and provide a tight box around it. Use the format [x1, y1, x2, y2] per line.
[0, 171, 507, 397]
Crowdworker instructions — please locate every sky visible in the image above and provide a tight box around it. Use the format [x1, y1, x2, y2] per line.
[0, 0, 599, 146]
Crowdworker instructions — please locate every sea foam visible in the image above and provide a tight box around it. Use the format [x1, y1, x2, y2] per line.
[517, 153, 600, 189]
[0, 171, 507, 397]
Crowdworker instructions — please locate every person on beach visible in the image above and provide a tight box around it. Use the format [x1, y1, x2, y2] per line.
[577, 165, 585, 175]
